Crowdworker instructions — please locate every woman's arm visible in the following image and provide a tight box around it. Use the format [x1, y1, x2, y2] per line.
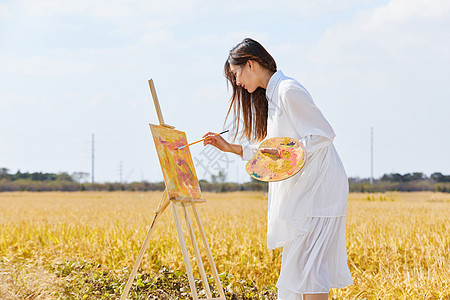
[281, 84, 335, 153]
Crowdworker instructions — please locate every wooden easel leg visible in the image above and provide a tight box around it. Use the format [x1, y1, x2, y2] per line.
[172, 203, 199, 300]
[182, 203, 213, 299]
[120, 190, 170, 300]
[192, 204, 226, 299]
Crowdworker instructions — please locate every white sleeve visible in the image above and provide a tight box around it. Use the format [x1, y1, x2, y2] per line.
[241, 143, 259, 161]
[300, 135, 332, 157]
[281, 83, 336, 144]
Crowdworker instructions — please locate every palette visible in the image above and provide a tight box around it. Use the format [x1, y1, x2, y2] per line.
[245, 137, 306, 182]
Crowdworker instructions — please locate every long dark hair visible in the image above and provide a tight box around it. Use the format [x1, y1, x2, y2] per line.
[224, 38, 277, 143]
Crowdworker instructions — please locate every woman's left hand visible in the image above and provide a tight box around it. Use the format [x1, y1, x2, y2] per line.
[260, 148, 278, 155]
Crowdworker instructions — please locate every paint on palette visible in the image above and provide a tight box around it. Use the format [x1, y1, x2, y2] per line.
[245, 137, 306, 182]
[150, 124, 202, 200]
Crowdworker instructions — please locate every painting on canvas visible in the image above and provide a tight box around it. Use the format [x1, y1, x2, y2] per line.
[150, 124, 202, 200]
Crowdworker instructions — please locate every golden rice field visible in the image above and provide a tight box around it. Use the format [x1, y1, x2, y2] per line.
[0, 191, 449, 299]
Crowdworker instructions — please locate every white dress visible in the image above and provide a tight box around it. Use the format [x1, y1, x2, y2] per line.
[241, 70, 353, 298]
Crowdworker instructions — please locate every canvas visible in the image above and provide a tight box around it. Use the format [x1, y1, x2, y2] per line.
[150, 124, 203, 200]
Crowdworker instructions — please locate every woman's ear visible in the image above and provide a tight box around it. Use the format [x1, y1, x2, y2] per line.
[247, 60, 253, 70]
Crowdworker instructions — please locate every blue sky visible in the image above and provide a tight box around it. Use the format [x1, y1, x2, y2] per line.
[1, 0, 449, 183]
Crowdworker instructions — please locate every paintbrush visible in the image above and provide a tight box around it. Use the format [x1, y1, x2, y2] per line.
[176, 130, 229, 150]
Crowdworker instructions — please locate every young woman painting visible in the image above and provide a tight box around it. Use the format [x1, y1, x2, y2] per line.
[202, 38, 352, 300]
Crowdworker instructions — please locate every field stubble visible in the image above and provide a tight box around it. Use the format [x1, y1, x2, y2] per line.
[0, 191, 449, 299]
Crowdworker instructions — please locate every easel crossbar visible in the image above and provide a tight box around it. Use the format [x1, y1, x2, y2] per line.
[171, 197, 206, 203]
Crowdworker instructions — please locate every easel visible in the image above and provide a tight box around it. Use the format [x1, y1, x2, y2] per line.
[120, 79, 226, 300]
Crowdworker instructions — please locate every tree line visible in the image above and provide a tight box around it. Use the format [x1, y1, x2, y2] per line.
[1, 168, 450, 193]
[0, 168, 268, 192]
[349, 172, 450, 193]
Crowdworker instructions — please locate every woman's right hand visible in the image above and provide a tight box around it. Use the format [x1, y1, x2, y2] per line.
[202, 132, 243, 156]
[202, 132, 231, 152]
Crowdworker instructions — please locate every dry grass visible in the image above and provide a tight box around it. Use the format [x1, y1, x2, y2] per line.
[0, 191, 449, 299]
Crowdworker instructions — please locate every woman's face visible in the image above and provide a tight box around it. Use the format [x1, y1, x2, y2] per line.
[230, 62, 258, 93]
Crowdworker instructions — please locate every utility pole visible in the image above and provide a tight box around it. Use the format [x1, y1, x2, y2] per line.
[370, 127, 373, 185]
[119, 161, 123, 184]
[91, 134, 95, 183]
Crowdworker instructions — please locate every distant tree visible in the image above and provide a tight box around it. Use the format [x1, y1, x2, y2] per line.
[431, 172, 444, 182]
[430, 172, 450, 182]
[217, 171, 226, 183]
[71, 172, 90, 182]
[392, 173, 403, 182]
[57, 172, 73, 181]
[12, 170, 27, 181]
[0, 168, 9, 179]
[210, 174, 217, 184]
[380, 174, 390, 182]
[411, 172, 426, 181]
[30, 172, 56, 181]
[401, 173, 413, 182]
[348, 177, 370, 183]
[381, 173, 403, 182]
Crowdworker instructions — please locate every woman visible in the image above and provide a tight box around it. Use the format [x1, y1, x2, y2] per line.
[203, 38, 352, 300]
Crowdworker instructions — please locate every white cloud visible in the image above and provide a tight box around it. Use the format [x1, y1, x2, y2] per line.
[0, 55, 101, 76]
[89, 92, 105, 105]
[11, 0, 380, 22]
[0, 3, 13, 19]
[142, 20, 171, 31]
[189, 31, 270, 51]
[193, 84, 228, 105]
[137, 0, 195, 14]
[306, 0, 450, 66]
[0, 93, 38, 109]
[16, 0, 196, 18]
[17, 0, 137, 18]
[206, 0, 374, 17]
[371, 0, 450, 25]
[17, 0, 87, 16]
[47, 45, 138, 58]
[141, 30, 175, 45]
